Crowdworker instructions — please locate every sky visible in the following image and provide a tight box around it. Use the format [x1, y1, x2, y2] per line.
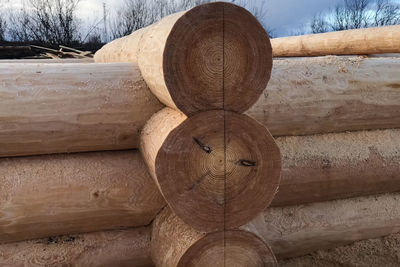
[1, 0, 400, 37]
[75, 0, 345, 36]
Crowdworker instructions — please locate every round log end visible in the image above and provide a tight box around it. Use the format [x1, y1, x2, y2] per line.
[179, 230, 277, 267]
[164, 2, 272, 115]
[151, 207, 277, 267]
[155, 110, 281, 232]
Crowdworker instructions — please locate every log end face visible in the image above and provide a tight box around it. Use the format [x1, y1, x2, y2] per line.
[164, 2, 272, 115]
[222, 3, 273, 113]
[155, 110, 281, 232]
[179, 230, 278, 267]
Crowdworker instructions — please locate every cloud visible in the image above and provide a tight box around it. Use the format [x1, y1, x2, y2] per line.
[262, 0, 342, 36]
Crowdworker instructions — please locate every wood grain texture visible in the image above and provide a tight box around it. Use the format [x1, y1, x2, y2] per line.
[272, 129, 400, 206]
[0, 227, 153, 267]
[271, 25, 400, 57]
[151, 207, 277, 267]
[243, 193, 400, 259]
[95, 2, 272, 116]
[140, 108, 281, 232]
[0, 62, 163, 157]
[246, 56, 400, 136]
[0, 150, 165, 243]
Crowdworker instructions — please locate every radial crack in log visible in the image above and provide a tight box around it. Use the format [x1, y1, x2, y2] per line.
[151, 207, 278, 267]
[140, 108, 281, 232]
[95, 2, 272, 116]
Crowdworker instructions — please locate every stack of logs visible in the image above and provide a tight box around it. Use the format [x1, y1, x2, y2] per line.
[0, 2, 400, 266]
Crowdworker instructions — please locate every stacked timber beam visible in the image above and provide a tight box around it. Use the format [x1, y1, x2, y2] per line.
[95, 2, 282, 265]
[0, 3, 400, 267]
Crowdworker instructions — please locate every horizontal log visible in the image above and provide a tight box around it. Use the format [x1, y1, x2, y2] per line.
[271, 25, 400, 57]
[0, 150, 165, 243]
[95, 2, 272, 116]
[0, 62, 163, 157]
[151, 207, 277, 267]
[246, 56, 400, 136]
[140, 108, 281, 232]
[243, 193, 400, 259]
[0, 227, 153, 267]
[273, 129, 400, 206]
[1, 129, 398, 243]
[2, 56, 398, 158]
[280, 232, 400, 266]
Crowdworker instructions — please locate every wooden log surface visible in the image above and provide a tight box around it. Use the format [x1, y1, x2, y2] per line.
[0, 62, 163, 157]
[1, 56, 398, 158]
[140, 108, 281, 232]
[0, 150, 165, 244]
[246, 56, 400, 136]
[0, 227, 153, 267]
[244, 192, 400, 259]
[95, 2, 272, 116]
[272, 128, 400, 206]
[279, 232, 400, 266]
[151, 207, 277, 267]
[1, 129, 398, 244]
[271, 25, 400, 57]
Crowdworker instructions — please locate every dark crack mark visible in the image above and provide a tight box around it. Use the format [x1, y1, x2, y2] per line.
[237, 159, 256, 167]
[193, 137, 212, 154]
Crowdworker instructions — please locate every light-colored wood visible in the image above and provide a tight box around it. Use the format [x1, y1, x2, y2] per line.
[140, 108, 281, 232]
[95, 2, 272, 116]
[151, 207, 277, 267]
[0, 62, 163, 157]
[94, 27, 148, 63]
[246, 56, 400, 136]
[0, 150, 165, 243]
[243, 193, 400, 259]
[271, 25, 400, 57]
[0, 227, 153, 267]
[272, 129, 400, 206]
[2, 56, 397, 157]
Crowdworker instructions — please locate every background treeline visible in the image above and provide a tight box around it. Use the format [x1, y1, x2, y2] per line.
[307, 0, 400, 35]
[0, 0, 268, 50]
[0, 0, 399, 50]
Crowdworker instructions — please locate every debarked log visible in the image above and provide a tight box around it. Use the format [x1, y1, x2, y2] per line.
[0, 227, 153, 267]
[246, 56, 400, 136]
[271, 25, 400, 57]
[140, 108, 281, 232]
[273, 128, 400, 206]
[151, 207, 277, 267]
[95, 2, 272, 116]
[0, 150, 165, 243]
[0, 62, 163, 157]
[244, 193, 400, 259]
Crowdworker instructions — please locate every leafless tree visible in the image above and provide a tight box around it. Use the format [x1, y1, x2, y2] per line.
[310, 13, 329, 33]
[109, 0, 273, 39]
[373, 0, 400, 26]
[109, 0, 212, 39]
[0, 15, 6, 41]
[7, 0, 81, 45]
[109, 0, 153, 39]
[331, 0, 370, 30]
[308, 0, 399, 34]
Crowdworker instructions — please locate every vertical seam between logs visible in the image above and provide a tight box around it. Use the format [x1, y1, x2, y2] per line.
[222, 4, 226, 267]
